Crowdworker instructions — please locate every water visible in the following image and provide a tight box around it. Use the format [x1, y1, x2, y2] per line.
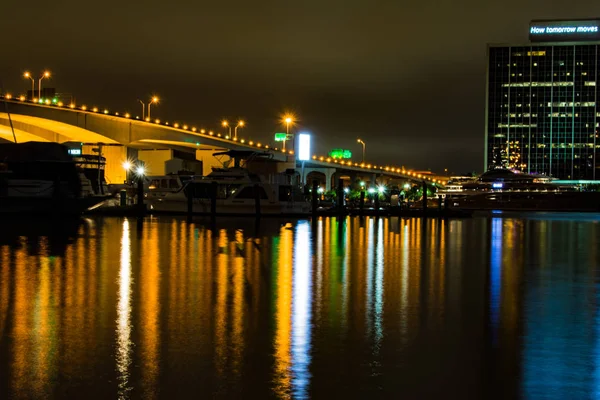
[1, 214, 600, 399]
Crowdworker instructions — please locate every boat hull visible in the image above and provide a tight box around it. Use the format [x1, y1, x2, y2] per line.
[0, 195, 109, 215]
[149, 198, 311, 216]
[449, 191, 600, 212]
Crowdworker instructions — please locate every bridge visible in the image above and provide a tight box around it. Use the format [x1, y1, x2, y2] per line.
[0, 95, 446, 188]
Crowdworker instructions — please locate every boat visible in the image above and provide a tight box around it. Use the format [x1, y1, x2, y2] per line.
[148, 167, 310, 216]
[145, 174, 195, 199]
[445, 169, 600, 212]
[0, 141, 111, 215]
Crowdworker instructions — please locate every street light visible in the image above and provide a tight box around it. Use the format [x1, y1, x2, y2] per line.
[282, 114, 295, 151]
[234, 120, 244, 140]
[222, 120, 232, 137]
[23, 72, 34, 100]
[38, 71, 50, 100]
[138, 99, 145, 119]
[357, 139, 366, 164]
[148, 96, 159, 119]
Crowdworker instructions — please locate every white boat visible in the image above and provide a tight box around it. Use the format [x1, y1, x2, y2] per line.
[148, 167, 310, 215]
[145, 174, 194, 199]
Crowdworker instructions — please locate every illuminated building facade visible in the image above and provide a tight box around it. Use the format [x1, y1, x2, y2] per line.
[485, 19, 600, 180]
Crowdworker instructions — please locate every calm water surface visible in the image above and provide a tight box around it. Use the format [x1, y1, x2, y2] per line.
[1, 214, 600, 399]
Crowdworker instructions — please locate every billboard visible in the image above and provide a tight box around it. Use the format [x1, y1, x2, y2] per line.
[529, 19, 600, 42]
[298, 134, 311, 161]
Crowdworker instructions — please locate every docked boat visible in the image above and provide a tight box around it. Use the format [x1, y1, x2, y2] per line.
[0, 142, 110, 215]
[148, 167, 310, 216]
[446, 169, 600, 212]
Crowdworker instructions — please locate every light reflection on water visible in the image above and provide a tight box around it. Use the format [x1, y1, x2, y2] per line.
[117, 219, 132, 399]
[1, 215, 600, 398]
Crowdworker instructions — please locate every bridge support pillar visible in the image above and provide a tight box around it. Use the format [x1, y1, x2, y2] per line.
[299, 167, 337, 191]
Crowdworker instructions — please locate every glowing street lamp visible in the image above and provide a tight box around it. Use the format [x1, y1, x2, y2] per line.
[38, 71, 50, 100]
[234, 120, 244, 140]
[357, 138, 366, 164]
[147, 96, 159, 119]
[23, 72, 35, 100]
[135, 165, 146, 177]
[282, 114, 295, 151]
[222, 120, 232, 137]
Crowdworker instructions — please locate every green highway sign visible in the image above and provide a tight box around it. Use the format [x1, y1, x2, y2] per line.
[328, 149, 352, 159]
[274, 133, 287, 142]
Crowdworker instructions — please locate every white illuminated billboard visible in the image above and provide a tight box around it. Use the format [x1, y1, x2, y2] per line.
[298, 134, 311, 161]
[529, 19, 600, 42]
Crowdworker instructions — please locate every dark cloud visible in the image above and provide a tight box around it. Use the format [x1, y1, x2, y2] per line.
[3, 0, 600, 173]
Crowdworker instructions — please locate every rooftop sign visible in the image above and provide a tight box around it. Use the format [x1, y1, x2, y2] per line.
[529, 20, 600, 42]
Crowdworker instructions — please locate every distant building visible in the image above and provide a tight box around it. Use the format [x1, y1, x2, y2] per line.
[486, 19, 600, 181]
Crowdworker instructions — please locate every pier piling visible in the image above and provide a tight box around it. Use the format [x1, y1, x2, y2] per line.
[311, 180, 318, 219]
[254, 183, 261, 219]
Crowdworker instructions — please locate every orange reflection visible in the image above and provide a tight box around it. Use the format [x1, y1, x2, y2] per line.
[232, 230, 246, 374]
[0, 246, 9, 339]
[273, 224, 293, 396]
[215, 229, 229, 377]
[11, 238, 34, 397]
[32, 249, 53, 394]
[141, 220, 160, 397]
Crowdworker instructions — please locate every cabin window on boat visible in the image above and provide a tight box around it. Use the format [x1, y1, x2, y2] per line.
[235, 186, 268, 200]
[187, 183, 212, 199]
[217, 184, 242, 199]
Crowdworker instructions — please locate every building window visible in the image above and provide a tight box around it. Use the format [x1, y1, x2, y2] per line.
[527, 51, 546, 56]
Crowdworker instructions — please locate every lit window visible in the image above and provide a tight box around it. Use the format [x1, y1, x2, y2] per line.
[527, 51, 546, 56]
[585, 81, 596, 86]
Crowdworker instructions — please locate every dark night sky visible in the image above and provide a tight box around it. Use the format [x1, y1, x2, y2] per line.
[3, 1, 600, 173]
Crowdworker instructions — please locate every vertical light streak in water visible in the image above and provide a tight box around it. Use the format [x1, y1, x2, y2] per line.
[0, 246, 10, 340]
[141, 223, 160, 398]
[232, 230, 245, 375]
[117, 219, 133, 399]
[12, 239, 30, 396]
[274, 225, 293, 397]
[291, 221, 312, 399]
[365, 219, 375, 337]
[374, 218, 384, 349]
[341, 217, 350, 332]
[490, 218, 503, 344]
[32, 250, 53, 394]
[215, 229, 229, 378]
[400, 223, 409, 342]
[315, 219, 324, 320]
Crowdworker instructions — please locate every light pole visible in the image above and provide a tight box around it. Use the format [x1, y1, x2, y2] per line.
[234, 120, 244, 140]
[357, 139, 366, 164]
[23, 72, 35, 100]
[138, 99, 145, 119]
[147, 96, 158, 119]
[222, 120, 232, 138]
[282, 114, 295, 151]
[38, 71, 50, 100]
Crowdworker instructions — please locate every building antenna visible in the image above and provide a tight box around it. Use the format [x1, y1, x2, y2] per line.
[0, 79, 17, 143]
